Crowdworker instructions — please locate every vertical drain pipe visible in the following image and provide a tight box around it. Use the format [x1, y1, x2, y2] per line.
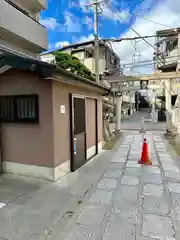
[0, 124, 3, 173]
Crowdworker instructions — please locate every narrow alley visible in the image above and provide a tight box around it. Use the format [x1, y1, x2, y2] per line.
[55, 133, 180, 240]
[121, 109, 166, 132]
[1, 0, 180, 239]
[0, 127, 180, 239]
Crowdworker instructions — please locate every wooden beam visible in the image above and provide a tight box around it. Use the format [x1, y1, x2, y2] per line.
[133, 71, 180, 81]
[108, 71, 180, 83]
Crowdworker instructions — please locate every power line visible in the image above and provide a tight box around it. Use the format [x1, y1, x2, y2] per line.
[104, 0, 167, 71]
[103, 1, 180, 73]
[105, 1, 159, 50]
[121, 54, 180, 66]
[102, 0, 179, 91]
[123, 60, 180, 68]
[123, 63, 161, 68]
[101, 32, 179, 42]
[100, 2, 179, 72]
[136, 15, 172, 29]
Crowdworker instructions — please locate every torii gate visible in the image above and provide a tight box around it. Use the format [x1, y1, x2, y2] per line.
[132, 71, 180, 81]
[107, 71, 180, 134]
[107, 71, 180, 82]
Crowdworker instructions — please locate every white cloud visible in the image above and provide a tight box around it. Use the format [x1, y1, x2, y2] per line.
[118, 9, 131, 23]
[40, 17, 59, 30]
[40, 12, 82, 33]
[78, 34, 94, 42]
[77, 0, 131, 24]
[111, 0, 180, 74]
[55, 41, 70, 48]
[100, 5, 131, 24]
[82, 16, 93, 29]
[53, 35, 93, 50]
[133, 0, 157, 16]
[64, 11, 81, 32]
[78, 0, 90, 12]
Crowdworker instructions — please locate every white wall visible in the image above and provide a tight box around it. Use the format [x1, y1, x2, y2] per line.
[0, 0, 48, 56]
[166, 48, 179, 65]
[41, 53, 55, 63]
[0, 39, 37, 59]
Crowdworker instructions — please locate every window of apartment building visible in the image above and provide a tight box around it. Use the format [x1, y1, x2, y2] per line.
[85, 50, 93, 58]
[167, 38, 178, 52]
[71, 51, 85, 60]
[47, 59, 55, 64]
[0, 95, 39, 123]
[110, 56, 115, 64]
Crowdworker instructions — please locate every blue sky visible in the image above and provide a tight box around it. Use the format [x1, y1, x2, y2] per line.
[40, 0, 180, 74]
[40, 0, 160, 51]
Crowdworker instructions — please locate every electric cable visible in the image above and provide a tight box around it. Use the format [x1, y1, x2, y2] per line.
[121, 54, 180, 66]
[104, 0, 166, 70]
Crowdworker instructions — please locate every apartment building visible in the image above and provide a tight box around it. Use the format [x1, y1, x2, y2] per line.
[154, 28, 180, 72]
[41, 41, 137, 117]
[0, 0, 48, 59]
[41, 40, 121, 76]
[151, 28, 180, 107]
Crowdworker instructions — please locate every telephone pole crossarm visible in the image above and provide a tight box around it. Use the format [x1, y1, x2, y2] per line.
[86, 0, 105, 7]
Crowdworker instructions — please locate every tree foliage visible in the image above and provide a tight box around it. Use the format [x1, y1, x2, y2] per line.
[54, 51, 95, 81]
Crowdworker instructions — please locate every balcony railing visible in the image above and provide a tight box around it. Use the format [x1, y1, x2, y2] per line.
[1, 0, 48, 51]
[4, 0, 45, 28]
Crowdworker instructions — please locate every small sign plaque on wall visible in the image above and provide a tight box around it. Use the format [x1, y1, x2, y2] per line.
[60, 105, 66, 114]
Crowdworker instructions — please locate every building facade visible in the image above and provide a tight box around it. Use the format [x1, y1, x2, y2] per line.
[41, 41, 121, 76]
[41, 42, 138, 116]
[151, 28, 180, 107]
[154, 28, 180, 72]
[0, 53, 105, 181]
[0, 0, 48, 59]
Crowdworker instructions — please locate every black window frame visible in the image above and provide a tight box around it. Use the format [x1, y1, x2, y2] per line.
[0, 94, 39, 123]
[85, 50, 93, 59]
[73, 98, 85, 135]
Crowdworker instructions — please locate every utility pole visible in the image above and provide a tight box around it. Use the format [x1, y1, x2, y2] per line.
[93, 0, 99, 84]
[86, 0, 107, 84]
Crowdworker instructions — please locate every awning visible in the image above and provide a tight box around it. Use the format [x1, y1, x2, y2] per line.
[0, 50, 109, 93]
[158, 62, 177, 71]
[0, 50, 56, 77]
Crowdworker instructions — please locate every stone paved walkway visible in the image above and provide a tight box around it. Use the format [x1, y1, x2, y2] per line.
[57, 133, 180, 240]
[121, 110, 166, 132]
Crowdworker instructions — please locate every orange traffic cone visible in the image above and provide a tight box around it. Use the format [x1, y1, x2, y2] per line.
[138, 138, 152, 165]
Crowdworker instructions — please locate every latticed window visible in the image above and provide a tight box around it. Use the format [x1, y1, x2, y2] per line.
[0, 95, 39, 123]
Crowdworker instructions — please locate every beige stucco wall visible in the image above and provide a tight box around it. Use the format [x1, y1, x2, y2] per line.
[0, 69, 54, 167]
[0, 70, 104, 174]
[52, 81, 103, 167]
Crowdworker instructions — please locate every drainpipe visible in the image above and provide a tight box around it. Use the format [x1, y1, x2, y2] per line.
[164, 79, 176, 136]
[105, 48, 107, 69]
[177, 33, 180, 71]
[0, 124, 3, 173]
